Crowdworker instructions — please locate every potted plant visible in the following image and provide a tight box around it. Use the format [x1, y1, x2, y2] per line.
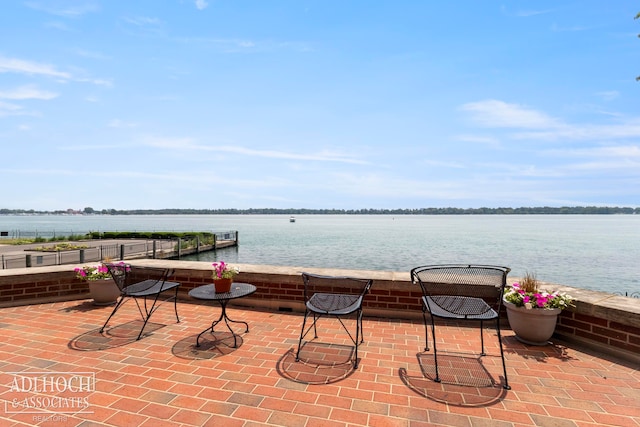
[503, 272, 574, 345]
[74, 262, 127, 305]
[212, 261, 239, 293]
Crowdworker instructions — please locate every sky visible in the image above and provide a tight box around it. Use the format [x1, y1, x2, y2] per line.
[1, 1, 639, 211]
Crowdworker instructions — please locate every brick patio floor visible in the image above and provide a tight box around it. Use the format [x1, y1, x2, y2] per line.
[0, 298, 638, 427]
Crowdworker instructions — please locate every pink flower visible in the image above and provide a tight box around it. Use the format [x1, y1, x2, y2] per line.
[212, 261, 238, 279]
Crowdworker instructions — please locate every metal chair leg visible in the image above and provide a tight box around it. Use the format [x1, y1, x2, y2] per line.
[430, 318, 440, 383]
[496, 319, 511, 390]
[173, 286, 180, 323]
[479, 320, 486, 356]
[99, 297, 125, 333]
[296, 310, 311, 361]
[422, 308, 430, 351]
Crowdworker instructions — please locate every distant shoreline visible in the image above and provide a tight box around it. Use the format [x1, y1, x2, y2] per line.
[1, 206, 639, 215]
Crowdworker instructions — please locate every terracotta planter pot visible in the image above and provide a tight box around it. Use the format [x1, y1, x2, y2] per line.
[504, 300, 561, 345]
[213, 278, 233, 293]
[88, 278, 121, 306]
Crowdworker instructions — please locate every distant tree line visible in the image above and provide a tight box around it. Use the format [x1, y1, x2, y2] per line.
[1, 206, 639, 215]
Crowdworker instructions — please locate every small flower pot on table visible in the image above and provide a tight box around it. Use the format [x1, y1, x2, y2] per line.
[213, 278, 233, 293]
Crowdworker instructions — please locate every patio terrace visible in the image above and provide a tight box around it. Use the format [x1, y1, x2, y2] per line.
[0, 294, 639, 427]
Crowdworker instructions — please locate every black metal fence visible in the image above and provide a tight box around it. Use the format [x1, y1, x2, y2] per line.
[614, 292, 640, 298]
[0, 231, 238, 269]
[0, 230, 239, 240]
[0, 241, 176, 269]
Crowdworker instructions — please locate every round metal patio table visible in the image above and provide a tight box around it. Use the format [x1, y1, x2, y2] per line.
[189, 282, 257, 348]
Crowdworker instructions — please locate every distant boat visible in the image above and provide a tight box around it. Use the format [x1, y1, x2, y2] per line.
[289, 216, 296, 223]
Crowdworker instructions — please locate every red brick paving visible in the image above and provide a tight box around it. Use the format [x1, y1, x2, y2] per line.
[0, 299, 638, 427]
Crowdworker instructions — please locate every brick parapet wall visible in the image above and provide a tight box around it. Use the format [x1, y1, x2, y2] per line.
[0, 266, 87, 305]
[1, 260, 638, 363]
[556, 304, 640, 357]
[167, 262, 425, 316]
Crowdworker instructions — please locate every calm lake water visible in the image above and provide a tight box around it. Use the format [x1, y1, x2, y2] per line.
[1, 214, 638, 295]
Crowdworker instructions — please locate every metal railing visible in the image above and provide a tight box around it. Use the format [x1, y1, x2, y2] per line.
[0, 231, 238, 269]
[0, 241, 177, 269]
[614, 291, 640, 298]
[0, 230, 239, 241]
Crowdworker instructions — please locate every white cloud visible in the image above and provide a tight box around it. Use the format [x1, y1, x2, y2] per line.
[596, 91, 619, 101]
[460, 99, 563, 129]
[597, 145, 640, 158]
[108, 119, 138, 128]
[456, 134, 501, 147]
[0, 56, 71, 79]
[0, 85, 58, 100]
[122, 16, 162, 26]
[0, 56, 111, 87]
[142, 136, 195, 149]
[0, 101, 23, 111]
[548, 145, 640, 159]
[25, 1, 100, 17]
[460, 99, 640, 142]
[142, 136, 369, 164]
[74, 49, 111, 61]
[174, 36, 256, 52]
[58, 143, 125, 151]
[76, 77, 113, 87]
[0, 85, 58, 117]
[45, 21, 72, 31]
[516, 9, 554, 17]
[195, 0, 209, 11]
[565, 159, 640, 173]
[421, 160, 466, 169]
[173, 36, 311, 53]
[514, 122, 640, 141]
[551, 23, 596, 32]
[0, 99, 41, 118]
[215, 145, 370, 164]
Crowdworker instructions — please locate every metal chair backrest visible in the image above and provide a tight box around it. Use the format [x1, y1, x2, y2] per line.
[125, 266, 173, 286]
[301, 273, 372, 313]
[105, 263, 174, 293]
[104, 262, 131, 292]
[411, 264, 510, 316]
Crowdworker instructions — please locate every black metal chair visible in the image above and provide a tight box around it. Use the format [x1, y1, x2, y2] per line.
[101, 263, 181, 340]
[410, 264, 511, 390]
[296, 273, 373, 369]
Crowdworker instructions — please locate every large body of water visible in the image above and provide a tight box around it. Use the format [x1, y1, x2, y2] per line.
[1, 214, 638, 295]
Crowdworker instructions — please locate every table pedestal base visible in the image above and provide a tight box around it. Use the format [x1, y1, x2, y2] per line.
[189, 282, 256, 349]
[196, 300, 249, 348]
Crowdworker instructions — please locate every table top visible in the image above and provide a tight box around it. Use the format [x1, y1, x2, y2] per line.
[188, 282, 256, 301]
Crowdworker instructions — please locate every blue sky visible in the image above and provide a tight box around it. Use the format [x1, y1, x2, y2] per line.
[1, 1, 639, 210]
